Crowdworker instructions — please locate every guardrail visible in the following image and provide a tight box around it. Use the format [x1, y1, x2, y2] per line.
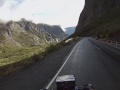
[96, 39, 120, 48]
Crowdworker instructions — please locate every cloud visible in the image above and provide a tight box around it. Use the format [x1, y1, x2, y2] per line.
[0, 0, 85, 28]
[0, 0, 5, 7]
[10, 0, 25, 11]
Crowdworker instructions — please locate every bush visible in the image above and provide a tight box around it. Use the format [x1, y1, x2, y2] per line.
[45, 43, 62, 53]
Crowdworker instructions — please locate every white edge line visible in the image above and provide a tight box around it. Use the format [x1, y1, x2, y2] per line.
[45, 42, 79, 89]
[94, 45, 101, 50]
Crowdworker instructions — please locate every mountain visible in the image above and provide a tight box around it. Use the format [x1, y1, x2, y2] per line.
[0, 18, 68, 47]
[37, 24, 68, 40]
[74, 0, 120, 41]
[65, 27, 76, 35]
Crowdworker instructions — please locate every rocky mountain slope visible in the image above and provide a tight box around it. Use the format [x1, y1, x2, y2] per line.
[65, 26, 76, 35]
[37, 24, 67, 40]
[74, 0, 120, 41]
[0, 18, 68, 47]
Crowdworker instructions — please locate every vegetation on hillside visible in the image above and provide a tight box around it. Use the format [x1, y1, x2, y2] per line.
[0, 18, 70, 78]
[0, 45, 51, 78]
[0, 36, 80, 78]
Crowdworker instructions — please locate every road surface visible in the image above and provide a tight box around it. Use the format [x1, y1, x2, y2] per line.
[0, 38, 120, 90]
[49, 38, 120, 90]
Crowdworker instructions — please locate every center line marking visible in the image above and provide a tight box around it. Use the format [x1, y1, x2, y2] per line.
[94, 45, 101, 50]
[45, 42, 79, 89]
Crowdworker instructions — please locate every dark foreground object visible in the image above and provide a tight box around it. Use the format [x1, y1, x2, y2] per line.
[42, 75, 94, 90]
[56, 75, 76, 90]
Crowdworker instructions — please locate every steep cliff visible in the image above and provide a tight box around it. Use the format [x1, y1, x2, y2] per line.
[75, 0, 120, 37]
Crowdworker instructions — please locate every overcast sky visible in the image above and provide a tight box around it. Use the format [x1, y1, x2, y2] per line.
[0, 0, 85, 28]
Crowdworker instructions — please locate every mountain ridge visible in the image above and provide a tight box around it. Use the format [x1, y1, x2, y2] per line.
[0, 18, 68, 47]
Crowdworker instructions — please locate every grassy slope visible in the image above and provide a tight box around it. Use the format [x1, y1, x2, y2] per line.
[0, 46, 44, 67]
[0, 44, 51, 78]
[78, 7, 120, 41]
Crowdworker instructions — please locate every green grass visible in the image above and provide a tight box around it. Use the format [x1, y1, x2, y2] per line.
[0, 45, 49, 78]
[0, 45, 46, 78]
[0, 46, 44, 67]
[0, 43, 58, 78]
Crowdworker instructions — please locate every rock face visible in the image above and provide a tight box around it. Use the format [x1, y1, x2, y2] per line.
[75, 0, 120, 34]
[37, 24, 68, 40]
[0, 19, 68, 47]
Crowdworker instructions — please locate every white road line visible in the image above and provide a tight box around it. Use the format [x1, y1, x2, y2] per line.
[45, 42, 79, 89]
[94, 45, 101, 50]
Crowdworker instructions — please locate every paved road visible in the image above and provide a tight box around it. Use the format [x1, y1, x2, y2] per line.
[0, 38, 120, 90]
[49, 38, 120, 90]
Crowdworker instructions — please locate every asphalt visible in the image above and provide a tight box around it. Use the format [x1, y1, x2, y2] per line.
[0, 38, 120, 90]
[49, 38, 120, 90]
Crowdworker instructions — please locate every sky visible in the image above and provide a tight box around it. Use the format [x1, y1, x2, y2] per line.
[0, 0, 85, 28]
